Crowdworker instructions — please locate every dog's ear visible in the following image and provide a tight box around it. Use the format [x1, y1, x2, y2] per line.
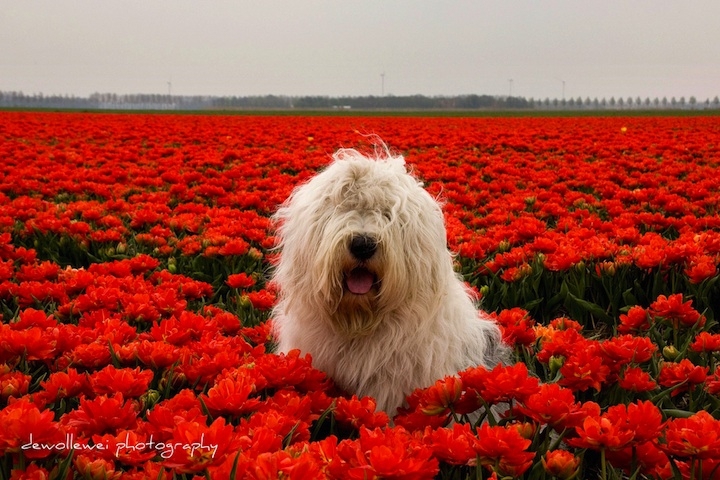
[332, 148, 379, 164]
[332, 148, 356, 163]
[385, 155, 407, 172]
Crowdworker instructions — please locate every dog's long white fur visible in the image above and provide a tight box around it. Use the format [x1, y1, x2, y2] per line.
[271, 148, 508, 415]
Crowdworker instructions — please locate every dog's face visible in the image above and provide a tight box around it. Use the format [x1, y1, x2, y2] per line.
[273, 150, 450, 338]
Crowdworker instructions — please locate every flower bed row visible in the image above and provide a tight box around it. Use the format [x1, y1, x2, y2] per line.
[0, 111, 719, 479]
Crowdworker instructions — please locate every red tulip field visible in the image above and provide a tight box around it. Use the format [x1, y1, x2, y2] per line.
[1, 111, 719, 479]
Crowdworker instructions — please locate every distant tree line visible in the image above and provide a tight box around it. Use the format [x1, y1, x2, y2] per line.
[1, 90, 719, 111]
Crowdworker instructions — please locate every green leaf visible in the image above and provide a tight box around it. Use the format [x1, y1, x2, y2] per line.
[565, 293, 612, 323]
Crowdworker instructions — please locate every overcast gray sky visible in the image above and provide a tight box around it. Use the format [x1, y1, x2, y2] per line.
[2, 1, 718, 101]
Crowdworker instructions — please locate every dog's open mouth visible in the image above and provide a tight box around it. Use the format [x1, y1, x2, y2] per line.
[345, 267, 377, 295]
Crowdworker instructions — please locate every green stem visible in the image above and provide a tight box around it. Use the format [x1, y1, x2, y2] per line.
[690, 458, 695, 480]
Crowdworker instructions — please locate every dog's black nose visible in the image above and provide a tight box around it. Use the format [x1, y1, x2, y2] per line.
[350, 235, 377, 260]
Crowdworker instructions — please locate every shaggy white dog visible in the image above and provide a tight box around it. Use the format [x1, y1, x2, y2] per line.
[272, 148, 508, 415]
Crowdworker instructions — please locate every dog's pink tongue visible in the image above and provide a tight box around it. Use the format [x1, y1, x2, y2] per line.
[346, 268, 374, 294]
